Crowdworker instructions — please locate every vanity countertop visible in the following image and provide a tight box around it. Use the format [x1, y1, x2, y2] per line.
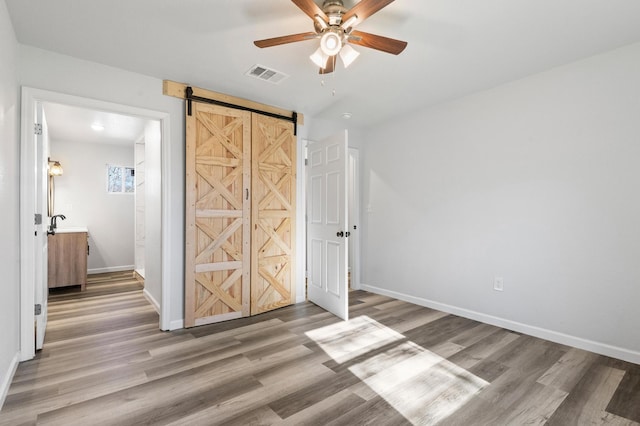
[54, 227, 89, 234]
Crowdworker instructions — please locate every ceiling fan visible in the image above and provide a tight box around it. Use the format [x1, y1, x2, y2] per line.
[254, 0, 407, 74]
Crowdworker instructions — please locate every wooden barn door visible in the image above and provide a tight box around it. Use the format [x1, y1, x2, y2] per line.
[251, 114, 296, 315]
[185, 102, 251, 327]
[186, 100, 297, 327]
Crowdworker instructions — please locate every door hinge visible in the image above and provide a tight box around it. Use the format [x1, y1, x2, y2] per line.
[305, 158, 308, 166]
[34, 123, 42, 135]
[35, 304, 42, 315]
[34, 213, 42, 225]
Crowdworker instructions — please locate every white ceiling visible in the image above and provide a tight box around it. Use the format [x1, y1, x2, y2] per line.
[7, 0, 640, 127]
[42, 103, 149, 145]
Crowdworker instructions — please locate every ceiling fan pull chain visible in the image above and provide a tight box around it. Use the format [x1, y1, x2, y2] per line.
[332, 58, 337, 96]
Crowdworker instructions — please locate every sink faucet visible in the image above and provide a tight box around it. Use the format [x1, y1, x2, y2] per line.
[48, 214, 66, 235]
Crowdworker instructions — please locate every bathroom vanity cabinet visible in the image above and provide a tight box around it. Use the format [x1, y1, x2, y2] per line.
[48, 229, 88, 290]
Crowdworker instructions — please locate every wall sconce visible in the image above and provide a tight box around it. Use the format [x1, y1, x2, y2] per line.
[48, 158, 63, 217]
[49, 160, 63, 176]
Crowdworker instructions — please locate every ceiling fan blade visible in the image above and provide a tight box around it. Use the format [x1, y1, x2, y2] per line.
[319, 56, 336, 74]
[342, 0, 395, 28]
[291, 0, 329, 22]
[254, 32, 317, 48]
[348, 30, 407, 55]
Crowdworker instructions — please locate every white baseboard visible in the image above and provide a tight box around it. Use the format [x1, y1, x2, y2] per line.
[88, 265, 135, 275]
[360, 283, 640, 365]
[142, 288, 160, 314]
[169, 319, 184, 331]
[135, 268, 145, 279]
[0, 352, 20, 410]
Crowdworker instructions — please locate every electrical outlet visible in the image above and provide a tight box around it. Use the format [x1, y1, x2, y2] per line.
[494, 276, 504, 292]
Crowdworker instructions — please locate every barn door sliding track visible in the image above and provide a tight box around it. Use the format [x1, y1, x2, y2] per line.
[185, 86, 299, 135]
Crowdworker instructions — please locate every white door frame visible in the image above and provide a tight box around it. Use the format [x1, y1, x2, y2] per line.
[348, 147, 361, 290]
[34, 102, 49, 349]
[19, 87, 172, 360]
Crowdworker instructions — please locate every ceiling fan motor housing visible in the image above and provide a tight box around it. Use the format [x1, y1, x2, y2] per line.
[313, 0, 350, 52]
[322, 0, 347, 27]
[322, 0, 347, 14]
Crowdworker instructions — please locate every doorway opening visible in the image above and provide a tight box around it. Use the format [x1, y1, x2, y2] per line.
[19, 87, 171, 361]
[43, 102, 153, 275]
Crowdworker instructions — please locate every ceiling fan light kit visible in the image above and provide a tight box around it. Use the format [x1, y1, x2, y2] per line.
[320, 30, 343, 56]
[254, 0, 407, 75]
[339, 44, 360, 68]
[310, 47, 329, 68]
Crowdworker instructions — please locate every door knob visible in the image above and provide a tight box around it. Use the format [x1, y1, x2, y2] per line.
[336, 231, 344, 237]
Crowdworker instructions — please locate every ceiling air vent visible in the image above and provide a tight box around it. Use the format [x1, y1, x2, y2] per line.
[245, 64, 289, 84]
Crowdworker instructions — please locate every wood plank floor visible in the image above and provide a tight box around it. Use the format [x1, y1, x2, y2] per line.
[2, 271, 639, 425]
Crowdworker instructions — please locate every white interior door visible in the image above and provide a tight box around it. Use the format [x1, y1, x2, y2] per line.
[35, 102, 49, 349]
[307, 131, 349, 320]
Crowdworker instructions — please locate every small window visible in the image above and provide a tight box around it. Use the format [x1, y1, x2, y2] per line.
[107, 165, 135, 194]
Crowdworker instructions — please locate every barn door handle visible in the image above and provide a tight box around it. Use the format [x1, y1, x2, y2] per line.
[336, 231, 344, 237]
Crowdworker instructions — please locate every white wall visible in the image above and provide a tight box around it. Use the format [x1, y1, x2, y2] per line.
[143, 121, 162, 310]
[361, 42, 640, 363]
[306, 116, 364, 149]
[18, 45, 185, 327]
[134, 137, 145, 277]
[0, 0, 20, 407]
[50, 140, 136, 273]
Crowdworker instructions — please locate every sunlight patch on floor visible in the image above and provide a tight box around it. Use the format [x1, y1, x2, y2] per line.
[306, 315, 489, 425]
[305, 315, 405, 364]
